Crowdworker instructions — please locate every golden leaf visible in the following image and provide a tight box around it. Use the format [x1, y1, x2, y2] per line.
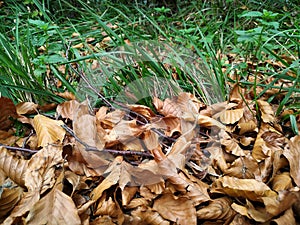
[153, 193, 196, 225]
[0, 147, 28, 187]
[32, 114, 65, 147]
[271, 172, 293, 192]
[25, 188, 81, 225]
[16, 102, 38, 115]
[219, 108, 244, 124]
[211, 176, 276, 202]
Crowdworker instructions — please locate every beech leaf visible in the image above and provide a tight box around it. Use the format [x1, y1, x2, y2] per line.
[32, 114, 65, 147]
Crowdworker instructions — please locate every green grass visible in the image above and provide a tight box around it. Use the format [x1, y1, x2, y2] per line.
[0, 0, 299, 124]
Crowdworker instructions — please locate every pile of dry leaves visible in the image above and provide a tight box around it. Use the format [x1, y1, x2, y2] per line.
[0, 85, 300, 224]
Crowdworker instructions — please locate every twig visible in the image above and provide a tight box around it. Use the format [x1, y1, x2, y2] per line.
[61, 124, 153, 158]
[0, 143, 38, 153]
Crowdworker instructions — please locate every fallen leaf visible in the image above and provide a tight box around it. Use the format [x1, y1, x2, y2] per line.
[153, 193, 196, 225]
[211, 176, 277, 202]
[25, 188, 81, 225]
[196, 197, 236, 222]
[219, 108, 244, 125]
[0, 147, 28, 187]
[0, 97, 17, 130]
[16, 102, 38, 115]
[283, 135, 300, 186]
[32, 114, 65, 147]
[0, 186, 23, 218]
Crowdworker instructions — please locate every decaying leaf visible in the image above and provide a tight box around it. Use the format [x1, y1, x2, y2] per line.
[25, 188, 81, 225]
[16, 102, 38, 115]
[0, 147, 28, 187]
[56, 100, 81, 121]
[196, 197, 236, 222]
[25, 145, 63, 193]
[153, 193, 196, 225]
[0, 97, 17, 130]
[220, 108, 244, 124]
[257, 100, 275, 123]
[0, 186, 23, 218]
[283, 135, 300, 186]
[32, 114, 66, 147]
[211, 176, 277, 201]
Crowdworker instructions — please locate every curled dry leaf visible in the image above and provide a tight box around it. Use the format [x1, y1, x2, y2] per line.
[16, 102, 38, 115]
[3, 191, 40, 225]
[271, 208, 296, 225]
[94, 196, 124, 224]
[219, 108, 244, 125]
[153, 193, 196, 225]
[73, 102, 105, 150]
[25, 145, 63, 193]
[196, 197, 236, 222]
[271, 172, 293, 192]
[56, 100, 81, 121]
[153, 148, 210, 205]
[0, 186, 23, 218]
[257, 100, 275, 123]
[153, 92, 200, 118]
[283, 135, 300, 186]
[131, 206, 170, 225]
[0, 147, 28, 187]
[231, 200, 272, 222]
[33, 114, 65, 147]
[225, 155, 260, 179]
[25, 188, 81, 225]
[0, 97, 17, 130]
[211, 176, 277, 202]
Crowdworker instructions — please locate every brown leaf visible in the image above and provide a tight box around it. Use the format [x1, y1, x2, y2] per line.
[0, 130, 17, 146]
[231, 200, 272, 222]
[25, 188, 81, 225]
[0, 97, 17, 130]
[211, 176, 277, 202]
[0, 147, 28, 187]
[196, 197, 236, 221]
[271, 208, 296, 225]
[219, 108, 244, 124]
[153, 149, 210, 205]
[153, 193, 196, 225]
[153, 92, 200, 118]
[225, 155, 260, 179]
[32, 114, 66, 147]
[283, 135, 300, 186]
[56, 100, 81, 121]
[3, 191, 40, 225]
[257, 100, 275, 123]
[16, 102, 38, 115]
[0, 186, 23, 218]
[73, 102, 105, 150]
[130, 206, 170, 225]
[271, 172, 293, 192]
[25, 145, 63, 193]
[94, 196, 124, 224]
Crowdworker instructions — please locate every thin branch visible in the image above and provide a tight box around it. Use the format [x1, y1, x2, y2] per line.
[61, 124, 153, 158]
[0, 143, 38, 153]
